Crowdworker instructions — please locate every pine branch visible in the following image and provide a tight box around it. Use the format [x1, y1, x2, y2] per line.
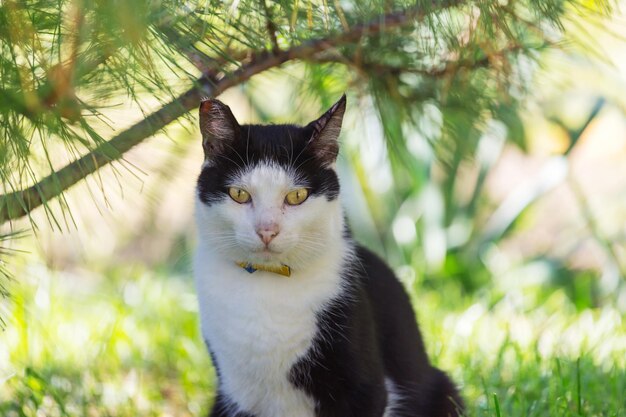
[261, 0, 280, 54]
[0, 1, 461, 224]
[14, 11, 199, 121]
[310, 42, 529, 78]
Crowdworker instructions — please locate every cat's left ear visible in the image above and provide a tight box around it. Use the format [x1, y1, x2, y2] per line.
[306, 94, 346, 165]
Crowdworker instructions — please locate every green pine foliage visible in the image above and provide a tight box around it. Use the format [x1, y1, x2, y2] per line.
[0, 0, 611, 225]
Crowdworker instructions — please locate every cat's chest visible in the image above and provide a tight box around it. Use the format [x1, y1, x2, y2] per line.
[194, 252, 343, 417]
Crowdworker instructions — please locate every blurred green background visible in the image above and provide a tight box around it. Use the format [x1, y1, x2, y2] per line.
[1, 0, 625, 416]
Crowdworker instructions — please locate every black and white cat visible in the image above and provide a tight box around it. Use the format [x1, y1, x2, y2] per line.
[193, 95, 463, 417]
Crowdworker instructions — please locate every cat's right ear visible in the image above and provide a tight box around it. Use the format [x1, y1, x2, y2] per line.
[199, 99, 240, 164]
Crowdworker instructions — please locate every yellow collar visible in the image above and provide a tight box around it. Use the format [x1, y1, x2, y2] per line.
[236, 262, 291, 277]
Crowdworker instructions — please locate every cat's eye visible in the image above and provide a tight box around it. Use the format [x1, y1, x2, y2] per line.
[228, 187, 251, 204]
[285, 188, 309, 206]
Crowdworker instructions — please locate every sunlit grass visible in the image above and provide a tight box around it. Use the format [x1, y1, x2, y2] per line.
[1, 260, 624, 416]
[0, 262, 214, 416]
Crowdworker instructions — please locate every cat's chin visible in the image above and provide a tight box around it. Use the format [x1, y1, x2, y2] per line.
[244, 248, 285, 263]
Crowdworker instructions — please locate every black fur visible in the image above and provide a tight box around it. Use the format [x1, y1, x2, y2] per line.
[288, 245, 463, 417]
[199, 97, 463, 417]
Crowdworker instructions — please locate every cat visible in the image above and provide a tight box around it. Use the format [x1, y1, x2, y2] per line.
[193, 95, 463, 417]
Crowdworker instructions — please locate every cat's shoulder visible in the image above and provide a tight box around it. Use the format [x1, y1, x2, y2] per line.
[348, 243, 413, 308]
[351, 244, 397, 280]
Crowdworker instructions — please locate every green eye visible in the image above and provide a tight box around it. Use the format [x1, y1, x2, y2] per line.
[228, 187, 251, 204]
[285, 188, 309, 205]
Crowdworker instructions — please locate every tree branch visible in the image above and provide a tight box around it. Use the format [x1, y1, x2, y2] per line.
[261, 0, 280, 54]
[308, 42, 528, 78]
[0, 2, 460, 224]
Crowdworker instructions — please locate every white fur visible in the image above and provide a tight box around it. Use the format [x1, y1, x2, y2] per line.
[383, 377, 404, 417]
[194, 162, 348, 417]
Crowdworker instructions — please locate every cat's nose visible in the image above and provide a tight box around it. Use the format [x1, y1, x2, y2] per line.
[256, 226, 279, 245]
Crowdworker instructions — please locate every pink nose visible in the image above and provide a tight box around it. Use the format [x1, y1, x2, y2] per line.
[256, 227, 279, 245]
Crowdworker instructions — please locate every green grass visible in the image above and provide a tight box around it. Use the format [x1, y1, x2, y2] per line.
[1, 261, 624, 416]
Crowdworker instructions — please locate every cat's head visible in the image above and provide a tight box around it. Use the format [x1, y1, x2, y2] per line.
[195, 95, 347, 271]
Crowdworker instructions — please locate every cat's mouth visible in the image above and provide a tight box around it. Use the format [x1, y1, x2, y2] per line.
[252, 247, 282, 256]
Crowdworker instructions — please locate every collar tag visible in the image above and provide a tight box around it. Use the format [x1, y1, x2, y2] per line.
[236, 262, 291, 277]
